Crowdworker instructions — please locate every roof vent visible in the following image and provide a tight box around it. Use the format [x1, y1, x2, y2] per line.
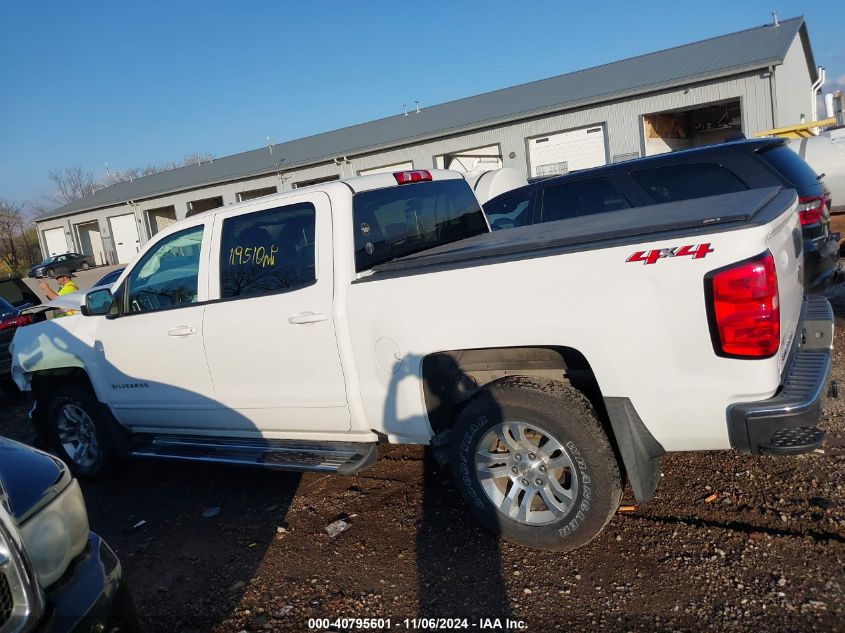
[771, 11, 779, 26]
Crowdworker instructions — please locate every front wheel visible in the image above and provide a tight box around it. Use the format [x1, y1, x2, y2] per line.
[44, 384, 120, 477]
[450, 377, 622, 551]
[47, 268, 55, 278]
[81, 261, 90, 271]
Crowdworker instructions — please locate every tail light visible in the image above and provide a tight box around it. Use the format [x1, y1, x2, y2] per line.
[393, 170, 432, 184]
[705, 252, 780, 358]
[796, 194, 830, 226]
[0, 314, 33, 332]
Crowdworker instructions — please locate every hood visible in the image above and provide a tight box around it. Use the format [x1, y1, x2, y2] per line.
[0, 437, 69, 523]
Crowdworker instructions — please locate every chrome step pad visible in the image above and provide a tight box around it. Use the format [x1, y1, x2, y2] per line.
[130, 435, 378, 475]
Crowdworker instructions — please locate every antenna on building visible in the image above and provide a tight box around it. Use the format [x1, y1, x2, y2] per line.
[771, 11, 779, 26]
[105, 162, 111, 181]
[403, 103, 408, 116]
[415, 99, 420, 114]
[267, 136, 274, 155]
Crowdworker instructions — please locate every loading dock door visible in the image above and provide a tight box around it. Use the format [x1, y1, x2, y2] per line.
[109, 213, 141, 264]
[528, 125, 607, 177]
[42, 227, 68, 257]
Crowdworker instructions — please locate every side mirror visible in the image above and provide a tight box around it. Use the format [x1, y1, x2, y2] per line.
[82, 288, 115, 317]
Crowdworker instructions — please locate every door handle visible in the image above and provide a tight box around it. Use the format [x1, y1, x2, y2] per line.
[288, 312, 327, 325]
[168, 326, 197, 337]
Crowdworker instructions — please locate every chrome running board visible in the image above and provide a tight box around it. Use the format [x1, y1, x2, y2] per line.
[130, 434, 378, 475]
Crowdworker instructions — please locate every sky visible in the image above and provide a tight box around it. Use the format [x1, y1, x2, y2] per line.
[0, 1, 842, 209]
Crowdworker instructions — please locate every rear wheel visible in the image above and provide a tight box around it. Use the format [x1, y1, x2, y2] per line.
[450, 377, 621, 551]
[44, 384, 121, 477]
[81, 261, 90, 271]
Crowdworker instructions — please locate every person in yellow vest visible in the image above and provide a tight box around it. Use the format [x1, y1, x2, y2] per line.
[38, 272, 80, 316]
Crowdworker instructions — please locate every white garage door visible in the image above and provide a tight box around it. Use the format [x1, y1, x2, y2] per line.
[109, 213, 141, 264]
[528, 126, 607, 177]
[358, 161, 413, 176]
[42, 227, 68, 257]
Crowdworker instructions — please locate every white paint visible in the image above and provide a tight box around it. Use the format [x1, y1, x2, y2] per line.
[108, 213, 141, 264]
[202, 191, 351, 433]
[528, 125, 607, 177]
[42, 227, 68, 257]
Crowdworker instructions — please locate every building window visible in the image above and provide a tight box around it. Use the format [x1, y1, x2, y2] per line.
[237, 186, 278, 202]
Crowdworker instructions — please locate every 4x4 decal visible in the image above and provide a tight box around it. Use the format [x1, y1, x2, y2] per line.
[626, 243, 714, 265]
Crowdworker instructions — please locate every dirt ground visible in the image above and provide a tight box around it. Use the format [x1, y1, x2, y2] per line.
[2, 290, 845, 632]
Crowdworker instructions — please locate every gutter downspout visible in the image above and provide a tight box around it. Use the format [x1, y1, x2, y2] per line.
[768, 65, 778, 129]
[810, 67, 826, 134]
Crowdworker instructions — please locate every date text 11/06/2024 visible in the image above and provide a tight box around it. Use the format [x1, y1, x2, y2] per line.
[307, 618, 529, 630]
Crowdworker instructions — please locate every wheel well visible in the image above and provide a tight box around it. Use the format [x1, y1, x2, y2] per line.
[421, 346, 603, 435]
[31, 367, 96, 403]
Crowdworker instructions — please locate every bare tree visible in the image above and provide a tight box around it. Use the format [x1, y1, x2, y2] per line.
[36, 153, 214, 217]
[48, 166, 102, 204]
[0, 199, 29, 271]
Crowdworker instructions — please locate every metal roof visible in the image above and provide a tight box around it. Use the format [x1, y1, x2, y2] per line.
[40, 16, 808, 222]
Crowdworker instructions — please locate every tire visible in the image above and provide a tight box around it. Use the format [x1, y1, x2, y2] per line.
[44, 384, 120, 478]
[47, 268, 55, 278]
[81, 261, 90, 271]
[450, 376, 622, 551]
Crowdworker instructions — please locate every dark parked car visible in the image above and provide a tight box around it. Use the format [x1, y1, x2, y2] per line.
[0, 279, 43, 395]
[28, 253, 95, 279]
[484, 138, 841, 293]
[0, 437, 138, 632]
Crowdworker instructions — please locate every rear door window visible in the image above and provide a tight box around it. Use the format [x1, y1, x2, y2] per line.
[540, 178, 630, 222]
[219, 203, 316, 299]
[631, 163, 747, 203]
[484, 189, 534, 230]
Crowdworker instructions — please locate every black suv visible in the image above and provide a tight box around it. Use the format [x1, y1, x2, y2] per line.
[484, 138, 841, 293]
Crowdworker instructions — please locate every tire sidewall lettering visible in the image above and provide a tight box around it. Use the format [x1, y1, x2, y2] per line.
[557, 440, 590, 538]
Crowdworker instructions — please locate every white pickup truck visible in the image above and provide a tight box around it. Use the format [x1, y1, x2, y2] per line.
[10, 168, 835, 551]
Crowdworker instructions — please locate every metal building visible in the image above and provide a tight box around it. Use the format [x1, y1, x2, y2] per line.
[35, 16, 818, 264]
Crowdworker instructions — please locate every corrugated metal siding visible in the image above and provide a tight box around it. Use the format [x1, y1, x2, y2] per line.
[774, 35, 814, 126]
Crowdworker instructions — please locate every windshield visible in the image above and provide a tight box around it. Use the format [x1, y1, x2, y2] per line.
[352, 179, 488, 271]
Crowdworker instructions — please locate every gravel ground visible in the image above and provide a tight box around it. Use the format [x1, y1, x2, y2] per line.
[2, 288, 844, 632]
